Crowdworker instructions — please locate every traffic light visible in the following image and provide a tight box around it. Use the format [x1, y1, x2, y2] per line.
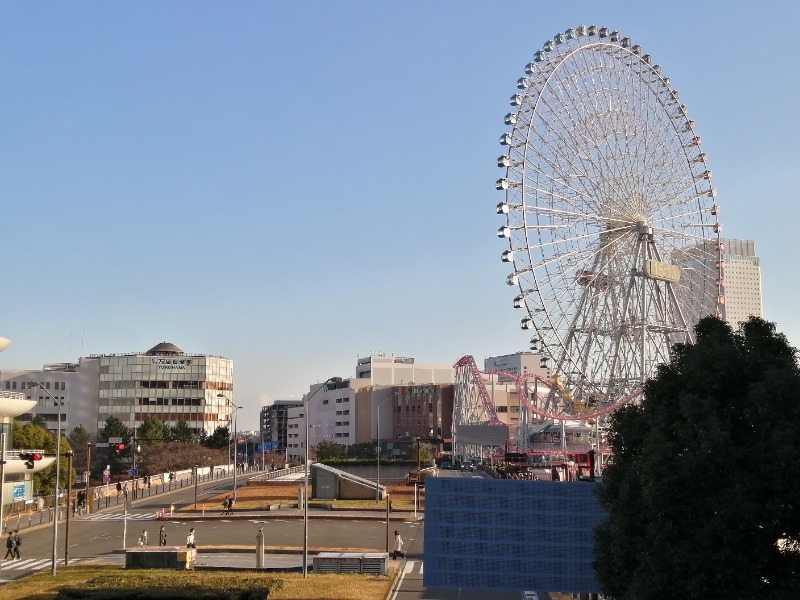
[115, 443, 125, 454]
[20, 452, 42, 469]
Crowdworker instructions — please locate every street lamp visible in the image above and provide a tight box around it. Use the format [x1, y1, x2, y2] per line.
[375, 393, 394, 502]
[302, 377, 339, 578]
[217, 394, 240, 494]
[30, 382, 63, 576]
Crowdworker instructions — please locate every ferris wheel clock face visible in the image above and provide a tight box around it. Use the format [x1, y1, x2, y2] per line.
[496, 25, 723, 418]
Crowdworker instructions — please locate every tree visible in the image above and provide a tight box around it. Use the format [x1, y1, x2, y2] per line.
[136, 417, 167, 443]
[13, 421, 72, 495]
[137, 442, 228, 476]
[168, 421, 196, 444]
[203, 425, 230, 450]
[97, 417, 131, 478]
[595, 317, 800, 599]
[312, 441, 345, 461]
[67, 425, 91, 477]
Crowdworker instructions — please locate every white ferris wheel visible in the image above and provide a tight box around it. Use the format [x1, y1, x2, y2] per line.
[496, 25, 724, 420]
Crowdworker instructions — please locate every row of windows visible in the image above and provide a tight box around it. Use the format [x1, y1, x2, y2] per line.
[335, 410, 350, 415]
[4, 381, 66, 391]
[99, 380, 232, 390]
[137, 398, 203, 406]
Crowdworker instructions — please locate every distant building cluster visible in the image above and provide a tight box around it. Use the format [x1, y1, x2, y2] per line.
[0, 238, 765, 485]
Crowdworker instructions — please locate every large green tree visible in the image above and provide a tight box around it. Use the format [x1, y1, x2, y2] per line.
[595, 316, 800, 599]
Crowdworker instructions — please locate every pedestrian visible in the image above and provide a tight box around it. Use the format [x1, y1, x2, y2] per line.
[186, 527, 196, 549]
[159, 525, 167, 546]
[221, 495, 230, 515]
[12, 531, 21, 560]
[138, 529, 148, 547]
[393, 530, 404, 559]
[4, 532, 15, 561]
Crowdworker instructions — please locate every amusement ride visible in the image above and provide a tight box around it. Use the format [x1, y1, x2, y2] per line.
[453, 25, 724, 471]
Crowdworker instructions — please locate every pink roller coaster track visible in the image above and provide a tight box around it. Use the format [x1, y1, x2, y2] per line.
[453, 355, 644, 424]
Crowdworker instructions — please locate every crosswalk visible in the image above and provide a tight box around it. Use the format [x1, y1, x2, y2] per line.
[0, 557, 84, 582]
[80, 512, 160, 521]
[402, 560, 423, 575]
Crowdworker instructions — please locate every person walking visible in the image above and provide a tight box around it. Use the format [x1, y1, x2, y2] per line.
[186, 528, 196, 549]
[393, 530, 404, 559]
[221, 495, 230, 515]
[159, 525, 167, 546]
[138, 530, 148, 547]
[4, 532, 15, 561]
[12, 531, 21, 560]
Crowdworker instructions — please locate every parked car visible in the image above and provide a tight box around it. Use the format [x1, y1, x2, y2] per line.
[440, 461, 451, 469]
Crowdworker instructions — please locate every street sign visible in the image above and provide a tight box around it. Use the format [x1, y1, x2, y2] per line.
[128, 468, 138, 476]
[95, 442, 109, 448]
[108, 437, 123, 444]
[103, 468, 110, 477]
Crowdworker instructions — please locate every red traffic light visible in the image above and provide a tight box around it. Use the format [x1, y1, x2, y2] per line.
[116, 443, 125, 451]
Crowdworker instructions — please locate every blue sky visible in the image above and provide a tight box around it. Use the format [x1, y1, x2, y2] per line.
[1, 2, 798, 430]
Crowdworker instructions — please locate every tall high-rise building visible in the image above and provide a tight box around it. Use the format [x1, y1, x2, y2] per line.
[720, 238, 763, 326]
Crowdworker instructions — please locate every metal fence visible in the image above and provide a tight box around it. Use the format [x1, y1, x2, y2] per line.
[1, 462, 268, 534]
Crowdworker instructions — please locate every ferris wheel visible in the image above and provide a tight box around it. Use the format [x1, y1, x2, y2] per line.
[496, 25, 724, 420]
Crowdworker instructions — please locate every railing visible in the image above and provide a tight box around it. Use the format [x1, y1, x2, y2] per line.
[1, 462, 261, 534]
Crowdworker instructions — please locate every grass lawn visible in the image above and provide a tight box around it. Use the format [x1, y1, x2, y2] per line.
[0, 565, 395, 600]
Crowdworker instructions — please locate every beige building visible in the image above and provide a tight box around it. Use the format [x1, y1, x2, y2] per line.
[719, 238, 763, 326]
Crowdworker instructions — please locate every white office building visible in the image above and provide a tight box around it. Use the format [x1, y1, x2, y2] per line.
[0, 341, 234, 438]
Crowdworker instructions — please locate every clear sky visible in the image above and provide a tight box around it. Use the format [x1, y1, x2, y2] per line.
[1, 2, 798, 431]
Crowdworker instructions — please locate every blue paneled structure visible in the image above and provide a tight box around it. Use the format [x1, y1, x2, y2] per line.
[423, 477, 606, 593]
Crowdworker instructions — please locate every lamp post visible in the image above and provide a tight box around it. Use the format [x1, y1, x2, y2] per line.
[30, 382, 63, 576]
[302, 377, 338, 578]
[85, 443, 93, 514]
[217, 394, 240, 495]
[375, 394, 393, 502]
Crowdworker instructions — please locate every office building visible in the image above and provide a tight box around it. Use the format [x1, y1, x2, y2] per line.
[260, 399, 302, 460]
[0, 341, 234, 438]
[719, 238, 763, 326]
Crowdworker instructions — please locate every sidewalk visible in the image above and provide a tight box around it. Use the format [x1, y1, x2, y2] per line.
[171, 506, 423, 522]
